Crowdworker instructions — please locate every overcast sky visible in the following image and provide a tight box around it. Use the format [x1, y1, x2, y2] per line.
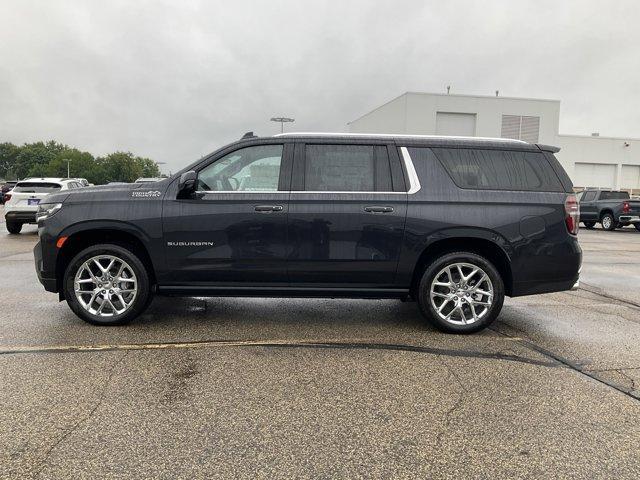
[1, 0, 639, 172]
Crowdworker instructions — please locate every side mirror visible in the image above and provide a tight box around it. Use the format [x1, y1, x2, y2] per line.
[177, 170, 197, 198]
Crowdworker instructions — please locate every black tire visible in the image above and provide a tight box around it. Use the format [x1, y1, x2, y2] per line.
[634, 224, 640, 232]
[417, 252, 505, 334]
[601, 213, 616, 231]
[63, 243, 152, 325]
[583, 221, 596, 229]
[6, 221, 22, 234]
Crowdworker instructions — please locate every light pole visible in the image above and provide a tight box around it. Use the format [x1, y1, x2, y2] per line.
[270, 117, 295, 133]
[63, 159, 71, 178]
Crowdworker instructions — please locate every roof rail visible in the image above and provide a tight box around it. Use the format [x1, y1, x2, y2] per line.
[273, 132, 527, 143]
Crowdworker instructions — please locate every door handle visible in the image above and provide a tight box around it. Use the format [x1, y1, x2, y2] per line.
[364, 206, 394, 213]
[254, 205, 283, 212]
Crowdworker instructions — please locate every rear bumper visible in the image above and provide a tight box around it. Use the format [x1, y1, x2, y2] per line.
[5, 211, 37, 223]
[619, 215, 640, 223]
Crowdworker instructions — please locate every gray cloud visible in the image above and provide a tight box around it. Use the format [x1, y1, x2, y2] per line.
[1, 0, 639, 172]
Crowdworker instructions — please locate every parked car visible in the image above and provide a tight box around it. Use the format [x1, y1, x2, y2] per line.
[1, 181, 17, 204]
[33, 133, 581, 333]
[74, 178, 91, 187]
[578, 189, 640, 231]
[4, 178, 83, 234]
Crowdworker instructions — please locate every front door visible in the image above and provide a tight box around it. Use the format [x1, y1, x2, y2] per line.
[579, 190, 599, 221]
[286, 142, 408, 287]
[162, 143, 292, 285]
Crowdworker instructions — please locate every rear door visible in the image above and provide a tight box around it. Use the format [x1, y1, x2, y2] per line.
[162, 142, 293, 285]
[579, 190, 599, 221]
[286, 140, 408, 286]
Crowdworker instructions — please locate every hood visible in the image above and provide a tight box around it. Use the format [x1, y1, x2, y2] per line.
[47, 179, 170, 204]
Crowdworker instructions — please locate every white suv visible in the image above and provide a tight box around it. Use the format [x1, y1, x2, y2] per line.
[4, 178, 83, 234]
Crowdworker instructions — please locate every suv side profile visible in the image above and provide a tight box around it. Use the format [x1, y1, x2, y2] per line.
[33, 134, 581, 333]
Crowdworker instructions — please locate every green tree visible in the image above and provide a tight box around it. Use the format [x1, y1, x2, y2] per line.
[0, 142, 19, 180]
[44, 148, 101, 183]
[97, 152, 160, 183]
[17, 141, 67, 179]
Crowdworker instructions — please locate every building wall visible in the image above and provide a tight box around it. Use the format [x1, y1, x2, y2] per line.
[348, 92, 640, 194]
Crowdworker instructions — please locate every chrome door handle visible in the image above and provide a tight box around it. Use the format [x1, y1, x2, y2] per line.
[254, 205, 283, 212]
[364, 206, 394, 213]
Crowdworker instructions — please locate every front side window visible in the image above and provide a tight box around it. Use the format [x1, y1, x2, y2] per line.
[197, 145, 283, 192]
[304, 145, 377, 192]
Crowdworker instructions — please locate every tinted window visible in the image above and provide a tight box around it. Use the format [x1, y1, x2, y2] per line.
[305, 145, 379, 192]
[198, 144, 283, 192]
[13, 182, 62, 193]
[600, 191, 629, 200]
[582, 191, 597, 202]
[431, 148, 564, 192]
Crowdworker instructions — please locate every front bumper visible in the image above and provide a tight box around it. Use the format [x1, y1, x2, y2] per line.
[619, 215, 640, 223]
[5, 211, 37, 223]
[33, 241, 57, 292]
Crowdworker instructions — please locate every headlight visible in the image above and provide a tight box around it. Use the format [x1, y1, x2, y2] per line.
[35, 203, 63, 223]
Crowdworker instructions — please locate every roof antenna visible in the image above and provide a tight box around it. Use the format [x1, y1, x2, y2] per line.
[446, 85, 451, 95]
[241, 131, 256, 139]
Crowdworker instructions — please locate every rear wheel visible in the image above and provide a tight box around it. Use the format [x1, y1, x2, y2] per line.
[63, 244, 151, 325]
[417, 252, 505, 334]
[601, 213, 616, 231]
[6, 221, 22, 234]
[583, 221, 596, 229]
[635, 224, 640, 232]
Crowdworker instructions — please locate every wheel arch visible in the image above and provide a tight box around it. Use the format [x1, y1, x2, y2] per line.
[56, 225, 157, 298]
[409, 236, 513, 297]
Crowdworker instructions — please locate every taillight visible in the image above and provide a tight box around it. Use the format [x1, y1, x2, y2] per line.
[3, 194, 10, 202]
[623, 201, 630, 213]
[565, 194, 579, 235]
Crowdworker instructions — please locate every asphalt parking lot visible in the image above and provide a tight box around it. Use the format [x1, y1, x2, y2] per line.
[1, 208, 639, 479]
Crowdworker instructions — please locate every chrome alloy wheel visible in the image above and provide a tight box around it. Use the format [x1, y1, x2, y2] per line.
[602, 215, 612, 229]
[74, 255, 138, 317]
[429, 262, 494, 326]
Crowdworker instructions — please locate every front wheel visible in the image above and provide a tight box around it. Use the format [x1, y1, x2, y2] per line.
[6, 221, 22, 234]
[63, 244, 152, 325]
[417, 252, 505, 334]
[601, 213, 616, 231]
[634, 224, 640, 232]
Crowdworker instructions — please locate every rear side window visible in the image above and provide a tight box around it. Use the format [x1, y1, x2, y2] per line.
[430, 148, 564, 192]
[304, 144, 391, 192]
[13, 182, 62, 193]
[599, 191, 629, 200]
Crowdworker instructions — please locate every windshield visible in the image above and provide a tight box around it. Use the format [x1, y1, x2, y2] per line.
[13, 182, 62, 193]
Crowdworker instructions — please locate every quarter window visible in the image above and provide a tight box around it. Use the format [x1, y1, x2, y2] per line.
[430, 148, 564, 192]
[582, 191, 597, 202]
[197, 144, 283, 192]
[304, 144, 391, 192]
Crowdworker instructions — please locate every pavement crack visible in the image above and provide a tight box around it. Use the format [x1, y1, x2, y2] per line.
[33, 351, 129, 478]
[0, 340, 557, 367]
[435, 356, 467, 448]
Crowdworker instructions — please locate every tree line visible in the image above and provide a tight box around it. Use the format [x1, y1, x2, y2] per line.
[0, 140, 161, 184]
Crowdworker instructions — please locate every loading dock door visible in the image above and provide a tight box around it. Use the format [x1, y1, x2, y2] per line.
[573, 162, 616, 189]
[436, 112, 476, 137]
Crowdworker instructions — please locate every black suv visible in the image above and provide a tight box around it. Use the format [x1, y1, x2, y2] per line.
[33, 133, 581, 333]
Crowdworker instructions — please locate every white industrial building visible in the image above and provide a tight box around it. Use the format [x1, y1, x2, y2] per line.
[348, 92, 640, 194]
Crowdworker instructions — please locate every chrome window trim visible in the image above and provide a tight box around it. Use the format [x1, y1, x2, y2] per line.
[193, 146, 421, 195]
[400, 147, 421, 194]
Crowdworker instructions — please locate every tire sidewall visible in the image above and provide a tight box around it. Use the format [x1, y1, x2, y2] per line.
[63, 243, 150, 325]
[601, 214, 615, 231]
[6, 221, 22, 234]
[418, 252, 505, 334]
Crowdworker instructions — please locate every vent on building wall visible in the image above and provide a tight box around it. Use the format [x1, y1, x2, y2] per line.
[501, 115, 540, 143]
